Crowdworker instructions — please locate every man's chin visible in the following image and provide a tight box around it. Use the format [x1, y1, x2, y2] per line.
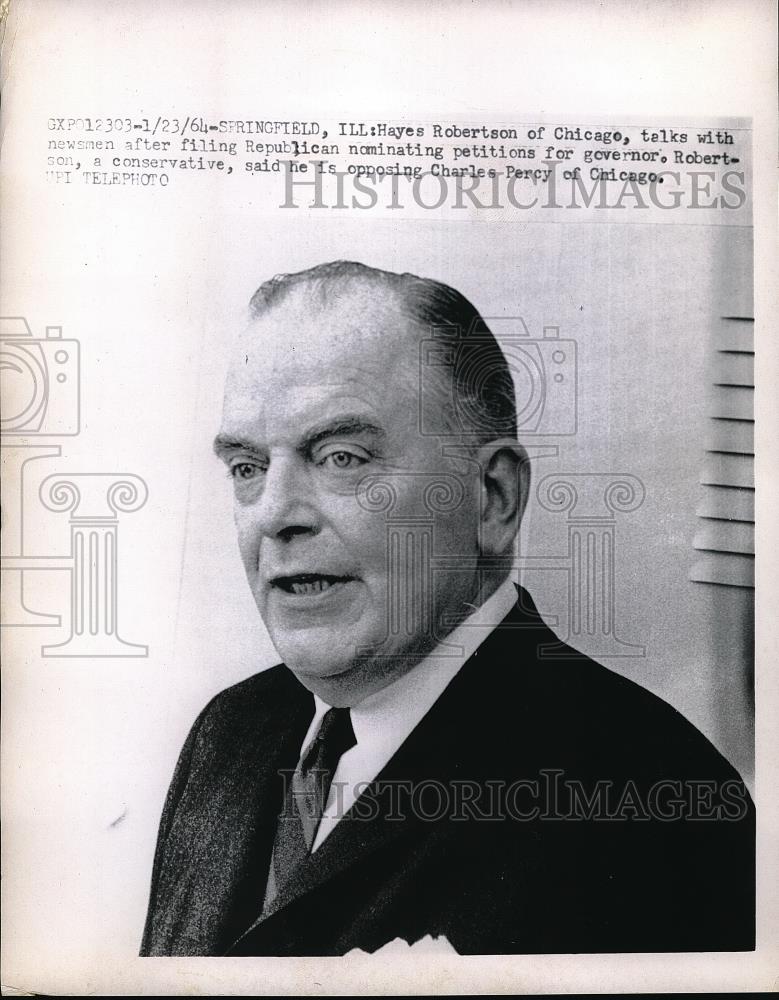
[269, 627, 367, 679]
[288, 655, 360, 683]
[277, 636, 432, 706]
[280, 655, 367, 706]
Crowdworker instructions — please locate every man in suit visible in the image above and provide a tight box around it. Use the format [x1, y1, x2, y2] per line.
[141, 261, 754, 956]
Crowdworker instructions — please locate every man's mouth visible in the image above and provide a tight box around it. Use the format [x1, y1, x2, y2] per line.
[271, 573, 356, 596]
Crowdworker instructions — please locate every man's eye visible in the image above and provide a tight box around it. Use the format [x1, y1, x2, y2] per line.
[321, 450, 368, 470]
[229, 461, 263, 480]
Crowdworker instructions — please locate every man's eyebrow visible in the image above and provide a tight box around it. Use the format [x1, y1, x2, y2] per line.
[300, 416, 386, 452]
[212, 434, 264, 458]
[212, 418, 386, 460]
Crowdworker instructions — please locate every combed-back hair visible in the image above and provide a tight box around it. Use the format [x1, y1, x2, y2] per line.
[248, 260, 517, 444]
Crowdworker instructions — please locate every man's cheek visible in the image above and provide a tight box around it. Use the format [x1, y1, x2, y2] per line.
[235, 518, 260, 574]
[348, 510, 390, 563]
[437, 509, 478, 558]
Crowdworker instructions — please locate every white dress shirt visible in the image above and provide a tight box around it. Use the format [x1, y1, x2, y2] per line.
[298, 576, 518, 851]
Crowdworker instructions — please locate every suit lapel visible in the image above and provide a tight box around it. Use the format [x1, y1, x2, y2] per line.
[153, 670, 315, 954]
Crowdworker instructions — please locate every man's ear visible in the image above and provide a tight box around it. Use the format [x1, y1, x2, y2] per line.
[475, 438, 531, 556]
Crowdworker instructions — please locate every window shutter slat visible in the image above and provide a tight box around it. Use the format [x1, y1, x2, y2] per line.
[700, 453, 755, 489]
[704, 419, 754, 455]
[696, 486, 754, 522]
[690, 553, 754, 588]
[693, 519, 755, 555]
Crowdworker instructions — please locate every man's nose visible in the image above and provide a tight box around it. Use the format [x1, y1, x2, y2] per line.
[251, 456, 319, 541]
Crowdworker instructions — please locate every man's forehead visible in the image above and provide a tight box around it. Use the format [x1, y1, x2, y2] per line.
[220, 283, 434, 443]
[232, 284, 426, 369]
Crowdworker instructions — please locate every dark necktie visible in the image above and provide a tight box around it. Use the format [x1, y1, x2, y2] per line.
[264, 707, 357, 909]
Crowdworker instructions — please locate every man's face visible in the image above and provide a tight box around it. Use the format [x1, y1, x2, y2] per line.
[215, 285, 482, 704]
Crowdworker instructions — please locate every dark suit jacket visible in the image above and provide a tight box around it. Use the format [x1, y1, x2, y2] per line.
[141, 588, 754, 956]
